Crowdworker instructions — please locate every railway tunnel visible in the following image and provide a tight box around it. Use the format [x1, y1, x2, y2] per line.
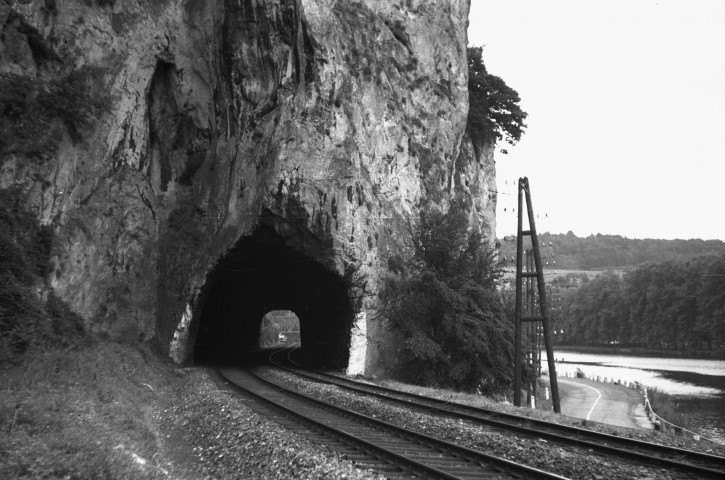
[191, 222, 355, 369]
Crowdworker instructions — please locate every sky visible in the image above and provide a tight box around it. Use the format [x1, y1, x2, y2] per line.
[467, 0, 725, 241]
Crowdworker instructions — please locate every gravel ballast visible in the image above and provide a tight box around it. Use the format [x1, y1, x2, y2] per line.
[156, 368, 384, 480]
[261, 367, 720, 480]
[145, 364, 723, 479]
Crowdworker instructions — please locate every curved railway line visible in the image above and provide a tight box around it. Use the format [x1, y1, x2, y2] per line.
[216, 363, 567, 479]
[271, 347, 725, 479]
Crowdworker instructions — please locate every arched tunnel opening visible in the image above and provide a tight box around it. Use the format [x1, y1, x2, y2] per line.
[191, 224, 355, 369]
[259, 310, 300, 347]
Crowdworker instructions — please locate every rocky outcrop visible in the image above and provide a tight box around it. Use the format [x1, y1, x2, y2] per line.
[456, 134, 496, 244]
[0, 0, 496, 372]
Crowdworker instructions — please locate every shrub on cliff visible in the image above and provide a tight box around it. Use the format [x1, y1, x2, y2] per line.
[380, 203, 514, 395]
[467, 46, 527, 153]
[0, 189, 85, 363]
[0, 66, 111, 156]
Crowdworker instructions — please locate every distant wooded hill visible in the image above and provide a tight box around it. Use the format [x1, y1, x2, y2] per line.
[497, 232, 725, 270]
[550, 255, 725, 351]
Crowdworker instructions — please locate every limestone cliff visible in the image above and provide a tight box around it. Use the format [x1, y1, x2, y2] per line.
[0, 0, 495, 373]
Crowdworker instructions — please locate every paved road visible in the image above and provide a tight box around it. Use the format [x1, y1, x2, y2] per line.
[554, 377, 653, 430]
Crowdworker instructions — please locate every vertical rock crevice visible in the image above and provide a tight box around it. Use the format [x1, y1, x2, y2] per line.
[147, 60, 178, 193]
[146, 59, 211, 194]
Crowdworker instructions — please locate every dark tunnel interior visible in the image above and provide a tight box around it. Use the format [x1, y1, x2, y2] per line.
[192, 224, 354, 369]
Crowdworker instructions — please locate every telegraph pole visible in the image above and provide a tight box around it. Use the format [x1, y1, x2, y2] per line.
[514, 177, 561, 413]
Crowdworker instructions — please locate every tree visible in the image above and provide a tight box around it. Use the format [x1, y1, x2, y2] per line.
[554, 255, 725, 351]
[467, 46, 528, 152]
[380, 204, 513, 394]
[696, 255, 725, 349]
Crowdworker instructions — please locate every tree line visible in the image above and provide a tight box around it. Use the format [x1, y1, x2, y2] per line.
[498, 232, 725, 270]
[551, 255, 725, 350]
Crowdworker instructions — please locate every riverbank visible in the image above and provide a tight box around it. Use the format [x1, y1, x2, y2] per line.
[549, 350, 725, 444]
[555, 345, 725, 360]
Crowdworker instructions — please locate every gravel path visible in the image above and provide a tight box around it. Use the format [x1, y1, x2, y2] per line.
[556, 377, 652, 429]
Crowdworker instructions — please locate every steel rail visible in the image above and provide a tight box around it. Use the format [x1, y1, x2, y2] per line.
[274, 348, 725, 479]
[218, 364, 568, 480]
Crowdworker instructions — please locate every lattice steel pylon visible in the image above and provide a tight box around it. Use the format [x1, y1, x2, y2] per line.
[514, 177, 561, 413]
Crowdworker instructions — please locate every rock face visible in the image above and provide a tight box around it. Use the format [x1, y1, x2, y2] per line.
[0, 0, 496, 372]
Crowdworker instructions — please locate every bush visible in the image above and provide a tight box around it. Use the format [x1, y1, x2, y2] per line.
[0, 189, 86, 363]
[647, 387, 691, 429]
[0, 66, 111, 156]
[46, 293, 86, 345]
[0, 273, 46, 362]
[0, 189, 53, 280]
[380, 203, 514, 394]
[467, 46, 527, 152]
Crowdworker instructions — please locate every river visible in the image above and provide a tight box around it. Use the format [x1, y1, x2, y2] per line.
[543, 350, 725, 443]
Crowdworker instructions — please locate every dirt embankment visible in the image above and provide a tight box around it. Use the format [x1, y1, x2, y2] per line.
[0, 342, 378, 480]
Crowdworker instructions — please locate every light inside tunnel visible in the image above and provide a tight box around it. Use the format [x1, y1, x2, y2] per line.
[191, 224, 354, 368]
[259, 310, 300, 347]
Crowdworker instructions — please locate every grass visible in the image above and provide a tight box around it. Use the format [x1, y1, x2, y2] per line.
[0, 185, 180, 477]
[0, 341, 176, 479]
[377, 379, 507, 408]
[533, 378, 554, 412]
[647, 387, 692, 430]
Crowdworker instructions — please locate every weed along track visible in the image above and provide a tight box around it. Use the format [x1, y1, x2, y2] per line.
[271, 349, 725, 479]
[216, 365, 567, 479]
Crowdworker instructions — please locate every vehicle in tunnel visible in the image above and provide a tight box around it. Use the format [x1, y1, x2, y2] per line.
[190, 223, 355, 369]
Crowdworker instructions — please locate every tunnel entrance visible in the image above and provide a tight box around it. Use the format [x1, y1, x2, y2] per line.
[192, 224, 354, 368]
[259, 310, 300, 347]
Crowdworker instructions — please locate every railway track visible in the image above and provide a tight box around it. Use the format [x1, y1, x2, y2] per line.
[217, 365, 568, 479]
[273, 348, 725, 479]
